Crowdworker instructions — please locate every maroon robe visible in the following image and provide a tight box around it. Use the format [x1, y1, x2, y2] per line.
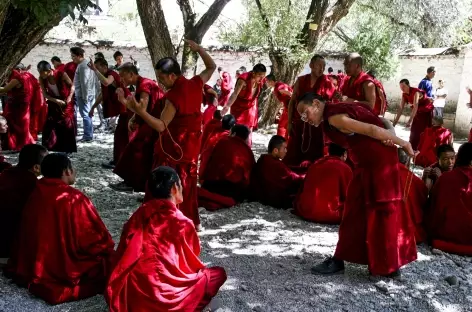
[402, 87, 434, 150]
[24, 72, 46, 140]
[199, 119, 229, 181]
[230, 72, 263, 130]
[414, 126, 452, 168]
[218, 71, 232, 106]
[273, 82, 293, 139]
[202, 84, 217, 126]
[341, 71, 378, 113]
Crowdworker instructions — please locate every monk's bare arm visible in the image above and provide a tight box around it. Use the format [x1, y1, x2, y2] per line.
[39, 79, 61, 104]
[279, 89, 293, 98]
[363, 81, 376, 109]
[207, 88, 219, 98]
[0, 79, 20, 94]
[62, 73, 75, 102]
[449, 133, 454, 145]
[407, 92, 421, 126]
[91, 93, 103, 112]
[392, 98, 405, 126]
[137, 99, 176, 133]
[94, 70, 115, 86]
[225, 79, 245, 109]
[195, 46, 216, 84]
[287, 80, 300, 132]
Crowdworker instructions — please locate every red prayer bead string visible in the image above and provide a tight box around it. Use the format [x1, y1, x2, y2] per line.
[159, 121, 184, 162]
[301, 122, 311, 154]
[403, 154, 417, 202]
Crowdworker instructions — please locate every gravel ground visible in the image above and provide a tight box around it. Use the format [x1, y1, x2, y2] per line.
[0, 124, 471, 312]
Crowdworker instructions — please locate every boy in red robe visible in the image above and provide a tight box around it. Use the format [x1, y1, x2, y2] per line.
[5, 153, 115, 304]
[107, 166, 226, 311]
[426, 143, 472, 255]
[202, 84, 219, 126]
[218, 66, 232, 107]
[89, 58, 130, 168]
[298, 93, 417, 277]
[415, 116, 453, 168]
[422, 144, 455, 192]
[265, 75, 293, 139]
[0, 144, 47, 259]
[251, 135, 304, 208]
[125, 40, 215, 230]
[394, 79, 434, 150]
[294, 143, 352, 224]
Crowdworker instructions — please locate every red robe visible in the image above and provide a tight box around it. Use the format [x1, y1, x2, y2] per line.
[230, 72, 263, 130]
[0, 166, 37, 257]
[149, 75, 203, 226]
[63, 62, 79, 135]
[24, 72, 46, 140]
[106, 199, 226, 312]
[250, 154, 304, 208]
[341, 71, 379, 113]
[6, 178, 115, 305]
[415, 126, 452, 168]
[202, 84, 217, 126]
[40, 68, 77, 153]
[218, 71, 232, 106]
[402, 87, 434, 150]
[2, 70, 35, 151]
[426, 167, 472, 255]
[372, 78, 388, 115]
[283, 74, 335, 167]
[113, 77, 164, 191]
[199, 119, 229, 181]
[0, 155, 12, 173]
[294, 156, 352, 224]
[323, 102, 417, 275]
[273, 82, 292, 139]
[399, 164, 427, 243]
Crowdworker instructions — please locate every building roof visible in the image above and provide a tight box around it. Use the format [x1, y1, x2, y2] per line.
[399, 47, 460, 56]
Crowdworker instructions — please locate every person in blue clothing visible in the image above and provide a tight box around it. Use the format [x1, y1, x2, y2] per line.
[418, 66, 436, 98]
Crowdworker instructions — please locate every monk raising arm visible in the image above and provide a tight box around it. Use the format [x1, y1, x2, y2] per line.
[287, 80, 300, 134]
[89, 57, 115, 87]
[221, 79, 246, 116]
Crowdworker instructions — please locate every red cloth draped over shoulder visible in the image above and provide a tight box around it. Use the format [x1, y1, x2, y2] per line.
[114, 77, 164, 192]
[426, 167, 472, 255]
[399, 164, 427, 243]
[341, 71, 373, 102]
[372, 78, 388, 115]
[23, 72, 46, 139]
[101, 70, 128, 118]
[323, 102, 417, 275]
[414, 126, 452, 168]
[294, 156, 352, 224]
[5, 178, 115, 305]
[230, 72, 263, 129]
[0, 167, 37, 258]
[106, 199, 226, 312]
[250, 154, 304, 208]
[0, 155, 12, 173]
[63, 62, 78, 83]
[274, 82, 292, 139]
[402, 87, 434, 150]
[218, 71, 232, 106]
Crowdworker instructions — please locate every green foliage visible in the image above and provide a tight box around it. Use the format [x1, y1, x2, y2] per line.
[453, 18, 472, 46]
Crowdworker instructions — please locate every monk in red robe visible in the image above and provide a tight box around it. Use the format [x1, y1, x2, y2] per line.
[251, 135, 304, 208]
[221, 64, 267, 147]
[294, 143, 352, 224]
[37, 61, 77, 154]
[366, 70, 388, 116]
[415, 116, 453, 168]
[422, 144, 455, 192]
[265, 75, 293, 139]
[426, 143, 472, 255]
[218, 66, 232, 107]
[397, 148, 427, 243]
[89, 58, 130, 168]
[111, 63, 165, 192]
[202, 84, 219, 126]
[106, 166, 226, 311]
[0, 68, 35, 151]
[0, 144, 47, 258]
[394, 79, 434, 150]
[198, 125, 255, 209]
[285, 55, 336, 168]
[5, 153, 114, 304]
[298, 93, 417, 277]
[126, 40, 215, 230]
[0, 116, 12, 173]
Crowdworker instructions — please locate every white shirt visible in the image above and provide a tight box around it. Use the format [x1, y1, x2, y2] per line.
[433, 87, 448, 108]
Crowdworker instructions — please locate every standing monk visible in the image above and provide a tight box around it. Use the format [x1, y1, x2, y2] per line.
[221, 64, 267, 147]
[202, 84, 219, 126]
[126, 40, 215, 230]
[394, 79, 434, 150]
[298, 93, 417, 277]
[366, 70, 388, 116]
[50, 56, 63, 70]
[217, 67, 232, 107]
[284, 54, 336, 167]
[265, 74, 293, 139]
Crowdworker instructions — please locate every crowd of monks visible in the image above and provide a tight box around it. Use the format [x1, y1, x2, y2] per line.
[0, 40, 471, 310]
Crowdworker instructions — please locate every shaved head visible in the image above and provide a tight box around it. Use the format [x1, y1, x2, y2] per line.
[344, 53, 363, 76]
[346, 53, 363, 66]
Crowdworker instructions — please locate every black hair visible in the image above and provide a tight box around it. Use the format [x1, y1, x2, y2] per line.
[94, 52, 105, 60]
[222, 114, 236, 130]
[337, 70, 342, 74]
[397, 148, 408, 165]
[239, 66, 247, 72]
[70, 47, 85, 57]
[437, 144, 455, 158]
[328, 67, 333, 73]
[399, 79, 410, 86]
[252, 63, 266, 73]
[118, 62, 139, 75]
[148, 166, 181, 199]
[18, 144, 48, 170]
[455, 143, 472, 167]
[298, 92, 326, 105]
[432, 115, 444, 125]
[231, 124, 250, 140]
[328, 143, 346, 157]
[113, 51, 123, 59]
[94, 58, 109, 68]
[366, 69, 376, 79]
[310, 54, 325, 63]
[265, 74, 276, 81]
[427, 66, 436, 74]
[41, 153, 73, 178]
[37, 61, 52, 72]
[51, 56, 61, 63]
[155, 57, 182, 75]
[217, 66, 223, 71]
[213, 110, 222, 120]
[268, 135, 286, 153]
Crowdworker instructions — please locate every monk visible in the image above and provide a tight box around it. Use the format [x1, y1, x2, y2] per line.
[50, 56, 63, 70]
[202, 84, 219, 126]
[265, 74, 293, 139]
[89, 58, 130, 168]
[37, 61, 77, 154]
[426, 143, 472, 255]
[394, 79, 434, 150]
[397, 148, 428, 243]
[297, 93, 417, 277]
[111, 63, 165, 192]
[293, 143, 352, 224]
[217, 67, 232, 107]
[0, 116, 12, 173]
[422, 144, 455, 192]
[415, 116, 453, 168]
[106, 166, 227, 311]
[125, 40, 215, 230]
[5, 153, 115, 305]
[221, 64, 267, 147]
[0, 144, 47, 258]
[366, 69, 388, 116]
[0, 67, 35, 151]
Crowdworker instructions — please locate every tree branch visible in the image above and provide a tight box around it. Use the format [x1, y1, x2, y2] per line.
[194, 0, 231, 41]
[0, 0, 10, 34]
[333, 26, 352, 43]
[254, 0, 276, 51]
[177, 0, 195, 28]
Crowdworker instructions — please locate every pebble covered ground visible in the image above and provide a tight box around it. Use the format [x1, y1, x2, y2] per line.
[0, 125, 470, 312]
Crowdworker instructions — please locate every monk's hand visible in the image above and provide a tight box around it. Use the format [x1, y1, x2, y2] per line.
[221, 105, 229, 116]
[126, 95, 145, 114]
[55, 99, 66, 106]
[381, 139, 394, 147]
[423, 167, 432, 177]
[400, 140, 415, 157]
[432, 167, 442, 178]
[334, 91, 343, 100]
[87, 57, 96, 71]
[466, 87, 472, 95]
[89, 107, 95, 118]
[405, 120, 412, 128]
[185, 39, 201, 52]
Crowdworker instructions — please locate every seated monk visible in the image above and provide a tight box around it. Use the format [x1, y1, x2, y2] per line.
[251, 135, 304, 208]
[422, 144, 455, 193]
[0, 116, 12, 173]
[106, 166, 227, 312]
[199, 124, 255, 207]
[0, 144, 47, 259]
[5, 153, 115, 305]
[294, 143, 352, 224]
[426, 143, 472, 255]
[415, 116, 453, 168]
[397, 148, 428, 243]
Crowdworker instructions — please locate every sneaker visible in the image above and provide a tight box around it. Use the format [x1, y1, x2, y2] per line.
[78, 138, 93, 143]
[110, 181, 133, 192]
[311, 257, 345, 275]
[101, 160, 115, 169]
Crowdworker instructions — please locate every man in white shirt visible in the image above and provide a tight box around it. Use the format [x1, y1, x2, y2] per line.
[433, 79, 447, 118]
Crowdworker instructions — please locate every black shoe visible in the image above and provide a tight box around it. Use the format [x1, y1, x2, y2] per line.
[311, 257, 345, 275]
[101, 160, 115, 169]
[110, 181, 133, 192]
[78, 138, 93, 143]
